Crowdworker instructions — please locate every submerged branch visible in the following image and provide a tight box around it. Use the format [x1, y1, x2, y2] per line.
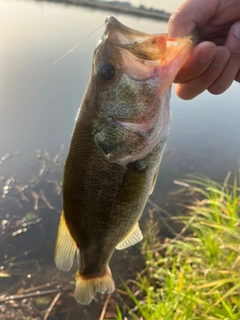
[43, 292, 62, 320]
[0, 285, 72, 302]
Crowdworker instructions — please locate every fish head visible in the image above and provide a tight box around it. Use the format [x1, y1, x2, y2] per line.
[89, 16, 197, 165]
[95, 16, 194, 81]
[93, 16, 196, 88]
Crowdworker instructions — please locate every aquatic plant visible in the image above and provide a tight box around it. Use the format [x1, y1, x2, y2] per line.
[116, 174, 240, 320]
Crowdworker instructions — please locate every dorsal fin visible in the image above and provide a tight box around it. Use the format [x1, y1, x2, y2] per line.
[55, 211, 77, 271]
[116, 223, 143, 250]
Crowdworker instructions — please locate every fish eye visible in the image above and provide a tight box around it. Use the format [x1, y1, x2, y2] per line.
[98, 63, 115, 81]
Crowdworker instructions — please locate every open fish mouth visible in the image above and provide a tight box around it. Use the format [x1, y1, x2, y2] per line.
[105, 15, 170, 60]
[98, 16, 196, 82]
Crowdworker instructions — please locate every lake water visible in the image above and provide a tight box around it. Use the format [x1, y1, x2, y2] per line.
[0, 0, 240, 318]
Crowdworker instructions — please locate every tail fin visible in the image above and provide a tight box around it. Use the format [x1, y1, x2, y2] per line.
[74, 266, 115, 304]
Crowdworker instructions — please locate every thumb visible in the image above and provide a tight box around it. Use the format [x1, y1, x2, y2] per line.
[168, 0, 215, 37]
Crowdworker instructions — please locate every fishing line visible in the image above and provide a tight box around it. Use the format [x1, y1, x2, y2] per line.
[0, 23, 105, 108]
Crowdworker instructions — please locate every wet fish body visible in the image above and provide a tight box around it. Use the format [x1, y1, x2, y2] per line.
[55, 16, 195, 304]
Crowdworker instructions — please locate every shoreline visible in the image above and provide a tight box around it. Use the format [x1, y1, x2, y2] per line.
[37, 0, 171, 21]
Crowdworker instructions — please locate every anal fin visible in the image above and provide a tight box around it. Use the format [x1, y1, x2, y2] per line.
[116, 223, 143, 250]
[54, 211, 76, 271]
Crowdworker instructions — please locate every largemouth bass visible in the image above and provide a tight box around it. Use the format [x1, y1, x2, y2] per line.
[55, 16, 195, 304]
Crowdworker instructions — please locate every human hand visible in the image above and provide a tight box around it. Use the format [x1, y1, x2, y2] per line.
[168, 0, 240, 99]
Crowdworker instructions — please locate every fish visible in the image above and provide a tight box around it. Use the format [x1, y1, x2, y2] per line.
[54, 16, 196, 304]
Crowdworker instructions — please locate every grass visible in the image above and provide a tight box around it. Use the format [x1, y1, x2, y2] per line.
[115, 174, 240, 320]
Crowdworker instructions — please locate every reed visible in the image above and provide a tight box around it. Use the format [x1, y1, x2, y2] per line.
[116, 175, 240, 320]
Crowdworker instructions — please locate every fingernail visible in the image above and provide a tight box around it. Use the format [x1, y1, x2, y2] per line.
[233, 24, 240, 39]
[199, 46, 217, 63]
[213, 49, 230, 67]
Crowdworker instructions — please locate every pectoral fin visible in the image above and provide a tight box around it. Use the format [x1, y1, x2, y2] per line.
[116, 223, 143, 250]
[149, 164, 160, 195]
[55, 211, 77, 271]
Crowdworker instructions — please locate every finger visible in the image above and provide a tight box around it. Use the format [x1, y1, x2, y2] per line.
[168, 0, 216, 37]
[208, 22, 240, 93]
[174, 42, 217, 83]
[235, 69, 240, 82]
[225, 22, 240, 55]
[208, 53, 240, 94]
[174, 47, 230, 99]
